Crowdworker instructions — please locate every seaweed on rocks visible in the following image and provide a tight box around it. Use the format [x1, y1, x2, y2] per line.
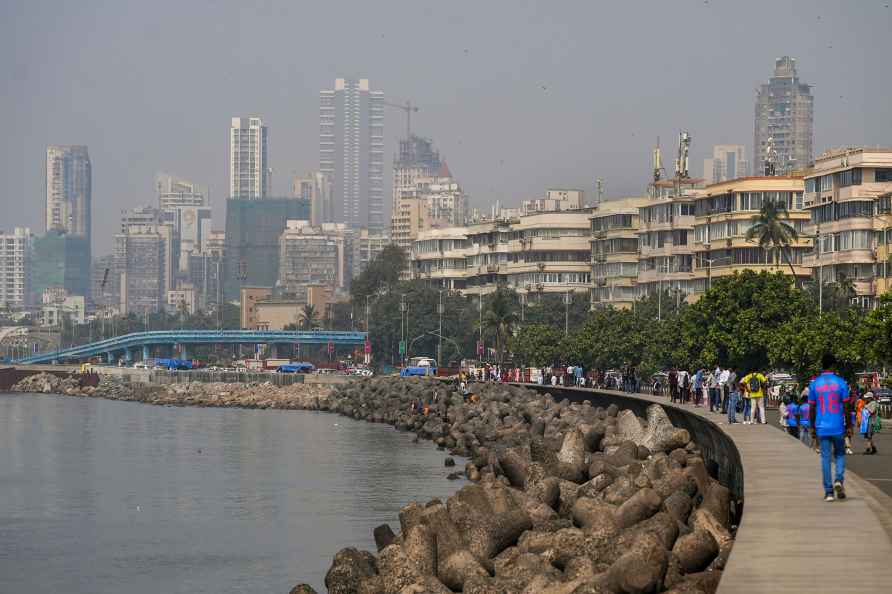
[307, 377, 734, 594]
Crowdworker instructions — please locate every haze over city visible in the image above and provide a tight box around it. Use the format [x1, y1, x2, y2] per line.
[2, 0, 891, 252]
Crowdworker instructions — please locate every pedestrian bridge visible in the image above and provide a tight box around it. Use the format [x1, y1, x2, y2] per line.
[14, 330, 368, 364]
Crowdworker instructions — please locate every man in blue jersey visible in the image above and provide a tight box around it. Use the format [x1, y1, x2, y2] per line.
[808, 353, 853, 502]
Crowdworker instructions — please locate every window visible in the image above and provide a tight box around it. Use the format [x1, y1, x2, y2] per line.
[835, 168, 862, 188]
[805, 178, 817, 193]
[876, 169, 892, 183]
[819, 175, 833, 192]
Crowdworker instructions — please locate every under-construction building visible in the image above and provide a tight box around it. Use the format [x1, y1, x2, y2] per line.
[754, 56, 814, 174]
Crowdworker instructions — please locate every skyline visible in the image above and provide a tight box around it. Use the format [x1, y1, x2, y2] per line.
[2, 0, 892, 254]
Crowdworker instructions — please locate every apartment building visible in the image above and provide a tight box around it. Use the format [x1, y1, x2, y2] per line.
[637, 191, 698, 299]
[278, 220, 352, 298]
[0, 227, 33, 310]
[803, 148, 892, 307]
[690, 176, 810, 293]
[590, 197, 650, 309]
[412, 210, 592, 296]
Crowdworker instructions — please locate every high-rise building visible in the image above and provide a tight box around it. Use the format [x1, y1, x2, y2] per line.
[92, 254, 120, 313]
[230, 117, 270, 199]
[754, 56, 814, 174]
[31, 230, 91, 304]
[156, 173, 212, 272]
[114, 206, 179, 313]
[278, 220, 353, 298]
[45, 146, 91, 237]
[703, 145, 749, 185]
[0, 227, 33, 309]
[45, 145, 91, 300]
[353, 228, 390, 278]
[391, 162, 467, 251]
[320, 78, 384, 230]
[292, 172, 333, 226]
[223, 197, 311, 299]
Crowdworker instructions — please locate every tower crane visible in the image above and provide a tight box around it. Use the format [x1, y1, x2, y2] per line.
[384, 99, 419, 139]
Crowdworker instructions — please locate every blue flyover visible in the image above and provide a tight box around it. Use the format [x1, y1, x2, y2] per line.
[14, 330, 368, 365]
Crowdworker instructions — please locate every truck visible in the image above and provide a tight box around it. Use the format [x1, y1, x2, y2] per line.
[153, 358, 193, 370]
[276, 362, 315, 373]
[400, 356, 438, 377]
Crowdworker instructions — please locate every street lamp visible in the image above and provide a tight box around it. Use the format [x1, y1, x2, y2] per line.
[437, 289, 444, 366]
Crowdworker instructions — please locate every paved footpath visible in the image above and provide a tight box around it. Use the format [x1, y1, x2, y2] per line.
[593, 390, 892, 594]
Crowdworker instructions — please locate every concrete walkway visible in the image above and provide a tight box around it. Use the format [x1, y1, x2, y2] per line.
[531, 385, 892, 594]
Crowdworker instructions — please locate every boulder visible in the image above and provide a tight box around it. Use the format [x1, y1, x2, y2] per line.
[615, 488, 662, 529]
[607, 532, 669, 594]
[446, 483, 532, 564]
[571, 498, 618, 533]
[438, 549, 489, 591]
[396, 576, 452, 594]
[402, 524, 436, 575]
[325, 548, 378, 594]
[377, 544, 423, 594]
[672, 530, 719, 574]
[374, 524, 396, 552]
[288, 584, 318, 594]
[663, 491, 694, 524]
[555, 429, 587, 482]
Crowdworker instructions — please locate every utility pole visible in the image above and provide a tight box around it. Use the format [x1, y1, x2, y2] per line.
[478, 293, 483, 360]
[817, 224, 823, 314]
[399, 294, 407, 366]
[564, 291, 571, 336]
[365, 294, 371, 331]
[437, 290, 444, 366]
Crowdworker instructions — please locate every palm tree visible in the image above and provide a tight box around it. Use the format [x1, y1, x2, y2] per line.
[481, 289, 519, 364]
[298, 304, 318, 330]
[745, 199, 799, 277]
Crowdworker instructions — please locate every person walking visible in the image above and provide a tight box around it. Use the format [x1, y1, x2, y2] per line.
[719, 367, 731, 413]
[786, 397, 800, 438]
[680, 369, 691, 404]
[741, 370, 768, 424]
[668, 368, 678, 403]
[808, 353, 853, 501]
[693, 368, 703, 407]
[727, 375, 740, 423]
[799, 395, 812, 448]
[860, 392, 879, 455]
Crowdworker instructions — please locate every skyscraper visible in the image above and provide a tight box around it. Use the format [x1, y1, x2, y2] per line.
[46, 145, 91, 237]
[292, 172, 333, 226]
[702, 145, 749, 185]
[754, 56, 814, 174]
[230, 117, 270, 199]
[319, 78, 384, 230]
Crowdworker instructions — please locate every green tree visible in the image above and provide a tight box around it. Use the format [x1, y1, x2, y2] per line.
[298, 304, 318, 330]
[745, 199, 800, 276]
[350, 244, 408, 302]
[480, 288, 519, 364]
[510, 324, 562, 366]
[859, 292, 892, 369]
[682, 270, 810, 371]
[769, 310, 864, 383]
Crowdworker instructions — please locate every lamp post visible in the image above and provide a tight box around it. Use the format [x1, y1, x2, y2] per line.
[564, 290, 571, 336]
[437, 289, 444, 366]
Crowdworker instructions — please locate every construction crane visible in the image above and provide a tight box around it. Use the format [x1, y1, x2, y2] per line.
[384, 99, 419, 140]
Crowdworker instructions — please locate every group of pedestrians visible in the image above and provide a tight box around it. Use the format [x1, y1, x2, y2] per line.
[666, 366, 772, 425]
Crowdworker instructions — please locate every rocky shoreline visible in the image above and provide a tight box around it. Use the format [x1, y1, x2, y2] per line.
[297, 377, 734, 594]
[11, 373, 735, 593]
[10, 372, 333, 410]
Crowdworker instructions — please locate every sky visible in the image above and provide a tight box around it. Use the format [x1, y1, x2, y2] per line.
[1, 0, 891, 255]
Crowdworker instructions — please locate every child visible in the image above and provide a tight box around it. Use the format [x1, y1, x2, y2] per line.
[786, 398, 800, 438]
[799, 396, 812, 448]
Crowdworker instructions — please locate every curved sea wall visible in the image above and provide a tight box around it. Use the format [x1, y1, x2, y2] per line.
[520, 385, 743, 503]
[298, 377, 735, 594]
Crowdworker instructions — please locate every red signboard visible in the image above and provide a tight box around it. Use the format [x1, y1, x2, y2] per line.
[364, 339, 371, 354]
[327, 341, 334, 354]
[476, 340, 484, 356]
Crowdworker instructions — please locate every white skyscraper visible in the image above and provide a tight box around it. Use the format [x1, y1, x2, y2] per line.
[703, 145, 749, 185]
[46, 145, 91, 237]
[229, 117, 270, 199]
[319, 78, 384, 230]
[0, 227, 33, 309]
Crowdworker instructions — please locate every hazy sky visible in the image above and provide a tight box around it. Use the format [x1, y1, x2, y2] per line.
[2, 0, 891, 254]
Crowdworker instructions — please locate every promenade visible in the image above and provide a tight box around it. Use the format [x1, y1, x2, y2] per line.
[526, 384, 892, 594]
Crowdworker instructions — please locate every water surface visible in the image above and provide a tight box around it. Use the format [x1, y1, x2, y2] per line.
[0, 393, 464, 593]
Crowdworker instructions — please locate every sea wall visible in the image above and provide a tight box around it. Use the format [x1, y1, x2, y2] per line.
[297, 377, 735, 594]
[521, 385, 743, 502]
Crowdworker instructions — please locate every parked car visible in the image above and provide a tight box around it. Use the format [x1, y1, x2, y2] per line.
[873, 388, 892, 405]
